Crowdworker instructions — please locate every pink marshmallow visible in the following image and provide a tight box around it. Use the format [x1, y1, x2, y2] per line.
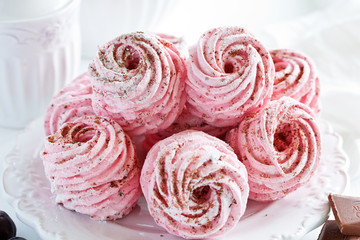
[141, 130, 249, 239]
[41, 115, 142, 220]
[227, 97, 321, 201]
[270, 49, 320, 115]
[186, 27, 274, 127]
[44, 72, 94, 136]
[88, 32, 187, 136]
[143, 106, 230, 151]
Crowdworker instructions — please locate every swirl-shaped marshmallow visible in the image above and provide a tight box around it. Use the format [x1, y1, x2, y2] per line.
[270, 49, 320, 114]
[89, 31, 187, 136]
[44, 72, 94, 136]
[156, 33, 188, 58]
[186, 27, 275, 127]
[143, 107, 230, 151]
[41, 115, 141, 220]
[227, 97, 321, 201]
[141, 130, 249, 239]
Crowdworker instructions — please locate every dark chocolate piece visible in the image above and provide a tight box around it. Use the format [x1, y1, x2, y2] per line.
[329, 193, 360, 235]
[0, 210, 17, 239]
[317, 220, 360, 240]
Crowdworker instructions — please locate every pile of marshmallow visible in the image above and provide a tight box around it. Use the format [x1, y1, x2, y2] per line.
[41, 26, 321, 239]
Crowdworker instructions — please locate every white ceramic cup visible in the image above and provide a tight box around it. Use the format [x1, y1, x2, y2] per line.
[0, 0, 81, 128]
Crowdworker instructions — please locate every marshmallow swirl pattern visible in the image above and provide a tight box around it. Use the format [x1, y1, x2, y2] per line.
[89, 32, 187, 136]
[270, 49, 320, 114]
[186, 27, 275, 127]
[141, 130, 249, 239]
[41, 115, 142, 220]
[44, 73, 94, 136]
[227, 97, 321, 201]
[156, 33, 188, 59]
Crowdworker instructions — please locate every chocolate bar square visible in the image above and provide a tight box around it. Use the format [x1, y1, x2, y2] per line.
[328, 193, 360, 236]
[318, 220, 360, 240]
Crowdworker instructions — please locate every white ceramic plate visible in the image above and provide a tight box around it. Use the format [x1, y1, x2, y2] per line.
[2, 118, 348, 240]
[321, 89, 360, 179]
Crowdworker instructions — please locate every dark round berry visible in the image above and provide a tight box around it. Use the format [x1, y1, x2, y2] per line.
[0, 210, 16, 240]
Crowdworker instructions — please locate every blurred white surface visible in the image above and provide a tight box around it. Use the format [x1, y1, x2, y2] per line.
[0, 0, 71, 21]
[153, 0, 359, 46]
[1, 0, 360, 239]
[80, 0, 177, 58]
